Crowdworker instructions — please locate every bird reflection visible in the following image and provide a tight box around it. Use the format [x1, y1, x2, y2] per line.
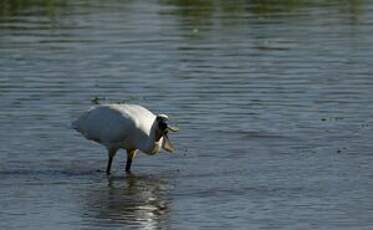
[82, 174, 170, 230]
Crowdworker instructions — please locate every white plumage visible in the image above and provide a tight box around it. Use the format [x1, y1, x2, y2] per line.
[72, 103, 178, 174]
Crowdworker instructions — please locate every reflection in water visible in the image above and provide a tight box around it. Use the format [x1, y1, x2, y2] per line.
[81, 175, 170, 230]
[0, 0, 67, 17]
[1, 0, 372, 229]
[0, 0, 364, 20]
[161, 0, 363, 25]
[161, 0, 214, 28]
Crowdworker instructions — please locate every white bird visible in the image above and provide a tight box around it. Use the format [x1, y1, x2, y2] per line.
[72, 103, 178, 174]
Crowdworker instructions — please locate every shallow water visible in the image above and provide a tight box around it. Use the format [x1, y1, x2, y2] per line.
[1, 0, 373, 229]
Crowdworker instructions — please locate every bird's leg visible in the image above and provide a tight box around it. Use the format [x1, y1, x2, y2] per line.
[106, 148, 117, 175]
[125, 150, 136, 173]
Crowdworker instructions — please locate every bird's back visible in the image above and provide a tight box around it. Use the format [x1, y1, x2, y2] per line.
[72, 104, 156, 149]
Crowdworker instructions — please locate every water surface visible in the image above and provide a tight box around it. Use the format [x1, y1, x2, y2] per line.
[1, 0, 373, 229]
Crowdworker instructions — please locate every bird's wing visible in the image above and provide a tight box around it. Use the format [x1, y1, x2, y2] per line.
[74, 105, 135, 144]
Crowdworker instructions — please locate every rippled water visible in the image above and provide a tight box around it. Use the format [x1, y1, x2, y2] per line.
[1, 0, 373, 229]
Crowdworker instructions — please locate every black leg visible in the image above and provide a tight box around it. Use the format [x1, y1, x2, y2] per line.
[125, 150, 136, 173]
[125, 155, 132, 173]
[106, 148, 117, 175]
[106, 155, 113, 175]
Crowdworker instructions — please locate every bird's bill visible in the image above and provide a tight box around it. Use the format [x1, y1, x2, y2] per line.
[162, 133, 175, 153]
[166, 126, 179, 132]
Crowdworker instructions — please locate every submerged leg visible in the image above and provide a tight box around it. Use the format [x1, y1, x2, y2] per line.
[106, 148, 117, 175]
[125, 150, 136, 173]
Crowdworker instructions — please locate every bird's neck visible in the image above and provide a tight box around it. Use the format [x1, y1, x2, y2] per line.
[139, 127, 162, 155]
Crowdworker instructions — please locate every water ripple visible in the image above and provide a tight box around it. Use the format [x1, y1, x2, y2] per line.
[1, 0, 373, 229]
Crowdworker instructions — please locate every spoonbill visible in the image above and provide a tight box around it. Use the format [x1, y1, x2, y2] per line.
[72, 104, 178, 174]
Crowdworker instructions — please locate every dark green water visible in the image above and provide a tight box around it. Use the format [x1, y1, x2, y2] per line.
[1, 0, 373, 229]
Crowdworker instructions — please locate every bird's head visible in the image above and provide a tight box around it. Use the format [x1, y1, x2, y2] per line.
[155, 114, 179, 153]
